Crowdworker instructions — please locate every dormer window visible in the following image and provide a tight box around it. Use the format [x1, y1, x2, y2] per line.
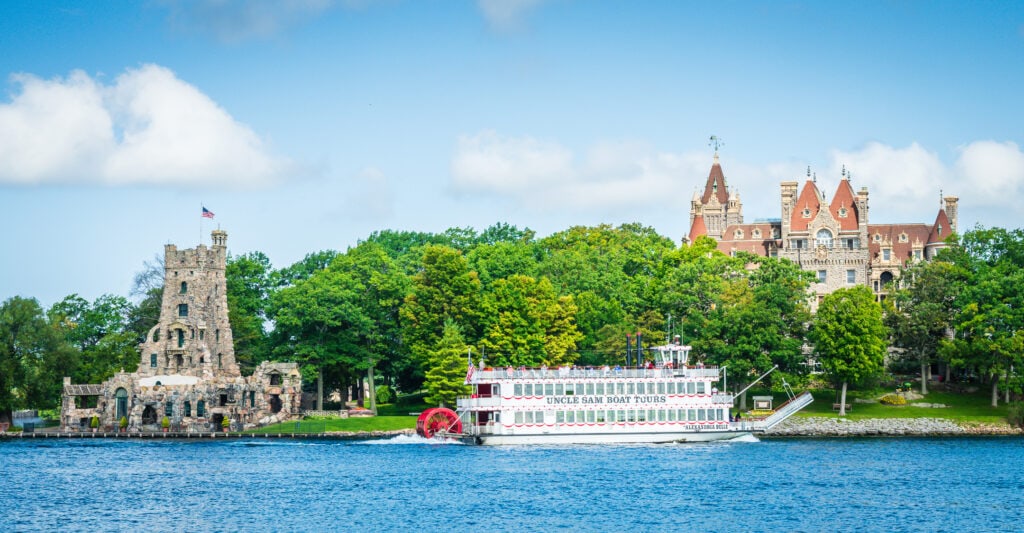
[734, 229, 744, 239]
[752, 229, 762, 238]
[883, 249, 891, 261]
[899, 233, 908, 243]
[873, 234, 882, 242]
[838, 207, 848, 218]
[937, 224, 943, 236]
[802, 208, 811, 218]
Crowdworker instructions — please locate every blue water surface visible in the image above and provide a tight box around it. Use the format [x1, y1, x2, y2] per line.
[2, 435, 1021, 532]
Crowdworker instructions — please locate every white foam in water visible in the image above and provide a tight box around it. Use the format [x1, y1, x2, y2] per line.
[358, 434, 464, 445]
[725, 433, 761, 443]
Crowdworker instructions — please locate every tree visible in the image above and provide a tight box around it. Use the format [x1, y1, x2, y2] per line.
[478, 275, 583, 368]
[424, 320, 471, 407]
[1, 297, 77, 425]
[48, 294, 138, 384]
[401, 245, 482, 380]
[886, 260, 961, 394]
[226, 251, 275, 372]
[810, 286, 888, 416]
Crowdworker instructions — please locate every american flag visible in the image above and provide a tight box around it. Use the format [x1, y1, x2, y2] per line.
[202, 207, 215, 219]
[465, 364, 475, 383]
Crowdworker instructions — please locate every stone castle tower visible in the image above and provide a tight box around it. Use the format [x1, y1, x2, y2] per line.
[137, 229, 240, 378]
[688, 152, 743, 243]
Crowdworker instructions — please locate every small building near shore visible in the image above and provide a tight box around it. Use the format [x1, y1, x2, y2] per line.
[61, 230, 302, 432]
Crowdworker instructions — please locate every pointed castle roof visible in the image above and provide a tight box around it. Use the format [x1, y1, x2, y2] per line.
[829, 176, 860, 231]
[790, 180, 822, 232]
[688, 214, 708, 243]
[927, 208, 952, 245]
[700, 153, 730, 205]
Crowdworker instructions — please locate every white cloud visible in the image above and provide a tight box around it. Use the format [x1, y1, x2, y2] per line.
[0, 65, 292, 188]
[161, 0, 335, 43]
[342, 166, 394, 219]
[953, 140, 1024, 201]
[477, 0, 545, 32]
[451, 130, 707, 212]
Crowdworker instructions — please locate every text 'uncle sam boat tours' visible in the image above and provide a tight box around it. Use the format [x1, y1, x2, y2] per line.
[416, 339, 813, 445]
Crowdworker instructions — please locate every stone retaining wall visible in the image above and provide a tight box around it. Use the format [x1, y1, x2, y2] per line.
[766, 417, 1024, 437]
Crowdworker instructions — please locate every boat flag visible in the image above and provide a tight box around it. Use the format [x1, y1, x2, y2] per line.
[202, 207, 215, 219]
[466, 363, 475, 383]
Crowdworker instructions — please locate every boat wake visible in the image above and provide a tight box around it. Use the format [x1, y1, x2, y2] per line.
[358, 434, 464, 445]
[726, 433, 761, 443]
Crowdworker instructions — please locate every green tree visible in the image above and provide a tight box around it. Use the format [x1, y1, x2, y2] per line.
[1, 297, 78, 424]
[48, 294, 138, 383]
[401, 245, 482, 378]
[226, 251, 275, 372]
[478, 275, 583, 368]
[886, 260, 961, 394]
[424, 320, 471, 407]
[810, 286, 888, 416]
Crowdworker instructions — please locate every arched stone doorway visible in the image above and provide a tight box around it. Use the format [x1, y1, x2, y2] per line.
[269, 395, 282, 414]
[880, 271, 894, 286]
[142, 405, 157, 425]
[115, 388, 128, 421]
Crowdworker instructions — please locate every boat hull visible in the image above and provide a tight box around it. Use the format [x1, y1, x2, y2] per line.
[458, 429, 753, 446]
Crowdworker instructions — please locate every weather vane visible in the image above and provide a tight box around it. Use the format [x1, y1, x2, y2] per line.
[708, 135, 723, 153]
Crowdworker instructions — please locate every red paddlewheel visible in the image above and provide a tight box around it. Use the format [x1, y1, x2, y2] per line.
[416, 408, 462, 439]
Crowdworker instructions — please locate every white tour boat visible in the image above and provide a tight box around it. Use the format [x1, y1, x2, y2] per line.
[416, 341, 813, 445]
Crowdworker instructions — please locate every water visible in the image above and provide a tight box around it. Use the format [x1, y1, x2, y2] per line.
[2, 436, 1022, 532]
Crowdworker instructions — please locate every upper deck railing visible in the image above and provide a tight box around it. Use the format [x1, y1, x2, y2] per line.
[471, 366, 721, 381]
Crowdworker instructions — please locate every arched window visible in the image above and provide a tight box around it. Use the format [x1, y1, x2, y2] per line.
[115, 388, 128, 421]
[880, 271, 894, 287]
[184, 401, 192, 417]
[180, 281, 187, 294]
[177, 329, 185, 348]
[816, 229, 833, 248]
[196, 400, 205, 417]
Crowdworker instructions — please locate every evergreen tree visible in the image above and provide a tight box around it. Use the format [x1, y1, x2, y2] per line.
[425, 320, 471, 407]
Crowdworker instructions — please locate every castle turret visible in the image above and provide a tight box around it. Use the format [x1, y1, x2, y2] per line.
[138, 230, 239, 378]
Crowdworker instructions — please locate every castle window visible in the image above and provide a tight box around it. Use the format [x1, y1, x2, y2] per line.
[914, 249, 922, 260]
[199, 330, 205, 341]
[752, 229, 761, 238]
[152, 329, 160, 342]
[816, 229, 833, 248]
[191, 329, 195, 339]
[177, 330, 185, 348]
[217, 353, 222, 368]
[899, 233, 908, 243]
[178, 304, 188, 317]
[937, 224, 943, 236]
[196, 400, 205, 417]
[792, 239, 806, 250]
[250, 391, 256, 408]
[883, 249, 891, 261]
[772, 228, 780, 238]
[270, 373, 282, 386]
[150, 353, 157, 367]
[165, 400, 173, 417]
[838, 207, 848, 218]
[817, 270, 827, 283]
[184, 401, 191, 417]
[734, 229, 744, 239]
[847, 270, 856, 284]
[215, 329, 220, 342]
[180, 281, 187, 294]
[802, 208, 811, 218]
[874, 234, 881, 242]
[845, 238, 857, 249]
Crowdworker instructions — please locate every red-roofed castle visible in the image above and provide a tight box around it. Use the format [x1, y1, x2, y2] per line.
[686, 152, 958, 309]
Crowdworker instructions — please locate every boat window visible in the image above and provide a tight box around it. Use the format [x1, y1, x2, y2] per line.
[666, 382, 674, 394]
[545, 384, 554, 396]
[566, 411, 574, 423]
[525, 412, 533, 424]
[618, 410, 627, 423]
[627, 410, 636, 423]
[698, 409, 706, 421]
[555, 384, 564, 395]
[648, 382, 656, 394]
[648, 409, 656, 422]
[514, 384, 522, 396]
[524, 383, 532, 396]
[687, 409, 696, 421]
[577, 410, 585, 423]
[667, 409, 676, 422]
[697, 382, 706, 395]
[636, 410, 645, 422]
[657, 382, 665, 394]
[595, 383, 604, 395]
[587, 411, 595, 423]
[596, 411, 606, 423]
[586, 383, 594, 395]
[658, 410, 666, 422]
[626, 383, 635, 395]
[687, 382, 695, 394]
[613, 383, 622, 395]
[515, 412, 523, 424]
[556, 411, 565, 424]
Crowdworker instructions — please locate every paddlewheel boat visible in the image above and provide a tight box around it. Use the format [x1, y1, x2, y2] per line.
[417, 342, 813, 445]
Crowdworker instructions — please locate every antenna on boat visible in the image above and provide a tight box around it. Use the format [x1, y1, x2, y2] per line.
[625, 333, 633, 367]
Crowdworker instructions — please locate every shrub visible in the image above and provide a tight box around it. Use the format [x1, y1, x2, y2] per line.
[880, 394, 907, 406]
[119, 416, 128, 429]
[1008, 403, 1024, 428]
[161, 416, 170, 429]
[90, 416, 99, 429]
[375, 385, 393, 404]
[222, 416, 231, 429]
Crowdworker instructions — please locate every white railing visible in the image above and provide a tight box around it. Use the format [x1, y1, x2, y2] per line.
[473, 366, 720, 381]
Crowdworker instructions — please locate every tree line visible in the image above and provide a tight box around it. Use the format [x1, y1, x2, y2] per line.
[2, 223, 1022, 424]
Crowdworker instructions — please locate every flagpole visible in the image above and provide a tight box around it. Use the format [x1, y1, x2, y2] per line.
[200, 202, 203, 246]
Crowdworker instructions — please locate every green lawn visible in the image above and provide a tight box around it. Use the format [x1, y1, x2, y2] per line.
[246, 415, 417, 434]
[748, 386, 1009, 423]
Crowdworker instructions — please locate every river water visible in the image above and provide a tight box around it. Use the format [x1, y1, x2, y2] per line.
[2, 435, 1021, 532]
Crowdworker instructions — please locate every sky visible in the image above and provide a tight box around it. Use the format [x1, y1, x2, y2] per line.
[1, 0, 1023, 307]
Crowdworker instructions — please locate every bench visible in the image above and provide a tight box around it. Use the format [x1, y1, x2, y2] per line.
[832, 403, 852, 412]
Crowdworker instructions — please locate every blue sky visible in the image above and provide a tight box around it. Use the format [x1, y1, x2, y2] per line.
[2, 0, 1023, 306]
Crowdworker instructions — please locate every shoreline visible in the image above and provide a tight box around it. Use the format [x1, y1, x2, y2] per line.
[764, 417, 1024, 437]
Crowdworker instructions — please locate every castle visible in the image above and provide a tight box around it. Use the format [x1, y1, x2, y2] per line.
[61, 230, 302, 432]
[686, 152, 957, 309]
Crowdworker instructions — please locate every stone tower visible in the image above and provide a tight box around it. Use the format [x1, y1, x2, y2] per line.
[138, 230, 239, 378]
[689, 152, 743, 241]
